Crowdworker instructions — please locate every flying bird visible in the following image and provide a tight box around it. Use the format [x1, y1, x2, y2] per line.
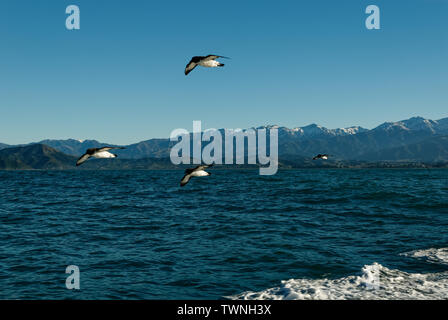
[313, 154, 330, 160]
[180, 164, 213, 187]
[76, 147, 125, 166]
[185, 55, 230, 75]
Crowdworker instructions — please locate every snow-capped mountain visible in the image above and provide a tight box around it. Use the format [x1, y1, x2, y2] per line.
[258, 124, 368, 138]
[373, 116, 447, 134]
[0, 116, 447, 162]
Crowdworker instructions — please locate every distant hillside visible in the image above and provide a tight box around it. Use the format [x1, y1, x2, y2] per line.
[1, 144, 447, 170]
[0, 144, 177, 170]
[120, 139, 174, 159]
[0, 144, 76, 169]
[0, 143, 10, 150]
[1, 116, 447, 164]
[33, 139, 121, 156]
[358, 135, 448, 161]
[278, 125, 438, 159]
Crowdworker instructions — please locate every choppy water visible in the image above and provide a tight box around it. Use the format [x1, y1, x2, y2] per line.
[0, 169, 447, 299]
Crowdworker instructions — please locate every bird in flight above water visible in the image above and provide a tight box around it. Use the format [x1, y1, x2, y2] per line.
[185, 55, 230, 75]
[180, 164, 213, 186]
[313, 154, 330, 160]
[76, 147, 125, 166]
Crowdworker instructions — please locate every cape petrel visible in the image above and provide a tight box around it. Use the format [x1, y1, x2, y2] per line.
[185, 55, 230, 75]
[76, 147, 125, 166]
[313, 154, 330, 160]
[180, 164, 213, 186]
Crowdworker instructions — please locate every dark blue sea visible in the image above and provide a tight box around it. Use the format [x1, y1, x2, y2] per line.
[0, 169, 447, 299]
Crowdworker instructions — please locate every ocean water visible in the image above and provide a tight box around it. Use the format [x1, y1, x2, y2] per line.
[0, 169, 447, 300]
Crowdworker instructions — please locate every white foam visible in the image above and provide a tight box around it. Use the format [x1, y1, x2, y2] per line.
[228, 250, 448, 300]
[401, 248, 448, 266]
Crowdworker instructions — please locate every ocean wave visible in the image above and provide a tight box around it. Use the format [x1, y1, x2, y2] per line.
[228, 248, 448, 300]
[400, 248, 448, 265]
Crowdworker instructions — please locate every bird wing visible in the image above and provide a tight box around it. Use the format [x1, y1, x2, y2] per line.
[185, 61, 197, 75]
[97, 146, 125, 152]
[194, 164, 213, 171]
[180, 173, 191, 187]
[76, 153, 91, 166]
[203, 55, 230, 61]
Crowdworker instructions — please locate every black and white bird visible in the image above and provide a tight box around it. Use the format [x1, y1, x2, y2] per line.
[185, 55, 230, 75]
[76, 147, 125, 166]
[180, 164, 213, 187]
[313, 154, 330, 160]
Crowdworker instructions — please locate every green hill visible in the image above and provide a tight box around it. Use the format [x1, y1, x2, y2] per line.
[0, 144, 76, 169]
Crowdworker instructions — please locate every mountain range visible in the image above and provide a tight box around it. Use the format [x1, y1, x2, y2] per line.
[0, 116, 447, 169]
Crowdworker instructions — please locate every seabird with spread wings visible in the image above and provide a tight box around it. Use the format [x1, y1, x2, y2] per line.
[185, 55, 230, 75]
[76, 147, 125, 166]
[180, 164, 213, 186]
[312, 154, 330, 160]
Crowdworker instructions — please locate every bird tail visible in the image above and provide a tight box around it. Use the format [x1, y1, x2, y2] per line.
[218, 63, 225, 67]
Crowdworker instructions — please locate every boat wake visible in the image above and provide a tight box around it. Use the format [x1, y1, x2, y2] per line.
[228, 248, 448, 300]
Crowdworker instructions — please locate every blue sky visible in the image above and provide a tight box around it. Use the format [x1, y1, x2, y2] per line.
[0, 0, 447, 145]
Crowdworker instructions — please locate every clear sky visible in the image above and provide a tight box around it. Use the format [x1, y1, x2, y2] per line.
[0, 0, 447, 145]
